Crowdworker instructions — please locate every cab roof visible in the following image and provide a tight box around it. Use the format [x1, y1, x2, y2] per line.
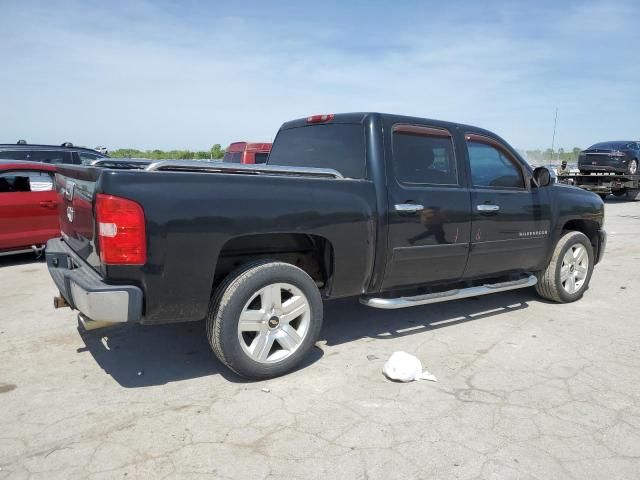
[0, 143, 104, 154]
[278, 112, 500, 138]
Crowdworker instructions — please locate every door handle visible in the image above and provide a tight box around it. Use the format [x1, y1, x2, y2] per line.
[395, 203, 424, 213]
[476, 204, 500, 212]
[39, 201, 57, 208]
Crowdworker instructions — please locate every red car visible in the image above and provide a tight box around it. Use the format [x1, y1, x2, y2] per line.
[222, 142, 271, 164]
[0, 161, 59, 256]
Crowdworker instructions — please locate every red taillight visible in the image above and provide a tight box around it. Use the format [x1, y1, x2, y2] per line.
[95, 194, 146, 265]
[306, 114, 334, 123]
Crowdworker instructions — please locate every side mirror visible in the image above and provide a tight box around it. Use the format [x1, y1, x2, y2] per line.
[532, 166, 552, 187]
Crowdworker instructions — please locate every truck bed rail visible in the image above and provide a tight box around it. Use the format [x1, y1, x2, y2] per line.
[144, 160, 344, 179]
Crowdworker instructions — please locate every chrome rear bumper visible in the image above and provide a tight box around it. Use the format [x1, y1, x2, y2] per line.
[46, 238, 143, 323]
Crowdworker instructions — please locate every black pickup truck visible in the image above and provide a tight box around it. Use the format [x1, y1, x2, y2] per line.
[46, 113, 606, 379]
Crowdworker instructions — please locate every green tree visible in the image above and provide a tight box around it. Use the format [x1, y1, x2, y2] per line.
[210, 144, 225, 160]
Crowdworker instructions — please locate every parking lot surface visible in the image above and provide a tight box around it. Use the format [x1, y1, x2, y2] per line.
[1, 199, 640, 479]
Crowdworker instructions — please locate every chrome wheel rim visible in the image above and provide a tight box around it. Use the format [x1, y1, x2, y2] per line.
[560, 244, 589, 294]
[629, 160, 638, 175]
[237, 283, 311, 364]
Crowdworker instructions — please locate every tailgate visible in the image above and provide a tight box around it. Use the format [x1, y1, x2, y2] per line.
[55, 166, 102, 270]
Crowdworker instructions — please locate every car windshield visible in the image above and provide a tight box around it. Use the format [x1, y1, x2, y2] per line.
[588, 141, 632, 150]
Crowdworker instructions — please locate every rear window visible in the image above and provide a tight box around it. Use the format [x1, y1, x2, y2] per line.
[223, 152, 242, 163]
[268, 124, 365, 179]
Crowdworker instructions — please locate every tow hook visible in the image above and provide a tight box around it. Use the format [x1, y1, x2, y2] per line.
[53, 295, 70, 309]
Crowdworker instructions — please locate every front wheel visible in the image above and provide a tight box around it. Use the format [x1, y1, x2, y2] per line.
[535, 231, 594, 303]
[207, 261, 323, 379]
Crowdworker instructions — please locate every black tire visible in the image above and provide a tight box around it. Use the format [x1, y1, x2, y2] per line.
[612, 189, 627, 197]
[598, 193, 608, 201]
[535, 231, 594, 303]
[627, 189, 640, 201]
[206, 260, 323, 380]
[628, 159, 638, 175]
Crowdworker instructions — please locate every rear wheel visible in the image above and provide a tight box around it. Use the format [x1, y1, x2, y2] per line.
[207, 260, 323, 379]
[535, 231, 594, 303]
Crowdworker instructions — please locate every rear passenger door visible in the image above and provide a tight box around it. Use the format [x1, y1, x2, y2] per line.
[463, 133, 551, 278]
[382, 124, 472, 290]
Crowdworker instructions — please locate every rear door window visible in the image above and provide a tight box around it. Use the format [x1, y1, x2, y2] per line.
[0, 150, 28, 161]
[0, 170, 54, 192]
[268, 124, 365, 179]
[27, 150, 72, 164]
[392, 125, 458, 185]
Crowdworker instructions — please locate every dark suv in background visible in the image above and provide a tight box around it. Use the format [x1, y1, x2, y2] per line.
[578, 141, 640, 175]
[0, 142, 108, 165]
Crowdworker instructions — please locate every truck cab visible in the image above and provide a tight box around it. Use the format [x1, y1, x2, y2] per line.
[222, 142, 272, 164]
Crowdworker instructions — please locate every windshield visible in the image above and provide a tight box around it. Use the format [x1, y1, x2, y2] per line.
[268, 124, 365, 179]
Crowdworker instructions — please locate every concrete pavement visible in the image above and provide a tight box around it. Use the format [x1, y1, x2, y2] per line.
[1, 198, 639, 479]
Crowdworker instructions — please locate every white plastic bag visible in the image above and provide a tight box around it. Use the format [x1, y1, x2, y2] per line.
[382, 351, 437, 382]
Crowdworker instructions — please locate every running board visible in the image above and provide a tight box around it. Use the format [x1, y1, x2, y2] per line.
[360, 275, 537, 310]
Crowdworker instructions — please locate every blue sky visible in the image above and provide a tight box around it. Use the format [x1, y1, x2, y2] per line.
[1, 0, 638, 151]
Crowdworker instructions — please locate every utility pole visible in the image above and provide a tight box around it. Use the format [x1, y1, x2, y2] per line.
[550, 107, 558, 166]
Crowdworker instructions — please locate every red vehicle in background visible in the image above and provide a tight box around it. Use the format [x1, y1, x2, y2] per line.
[222, 142, 271, 164]
[0, 161, 59, 256]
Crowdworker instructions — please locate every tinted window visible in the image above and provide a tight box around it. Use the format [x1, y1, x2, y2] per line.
[223, 152, 242, 163]
[268, 124, 365, 179]
[393, 130, 457, 185]
[27, 150, 71, 164]
[468, 141, 524, 189]
[0, 150, 28, 161]
[0, 171, 53, 193]
[254, 152, 269, 164]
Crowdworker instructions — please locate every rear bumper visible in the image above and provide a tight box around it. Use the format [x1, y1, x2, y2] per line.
[579, 163, 625, 173]
[46, 238, 143, 323]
